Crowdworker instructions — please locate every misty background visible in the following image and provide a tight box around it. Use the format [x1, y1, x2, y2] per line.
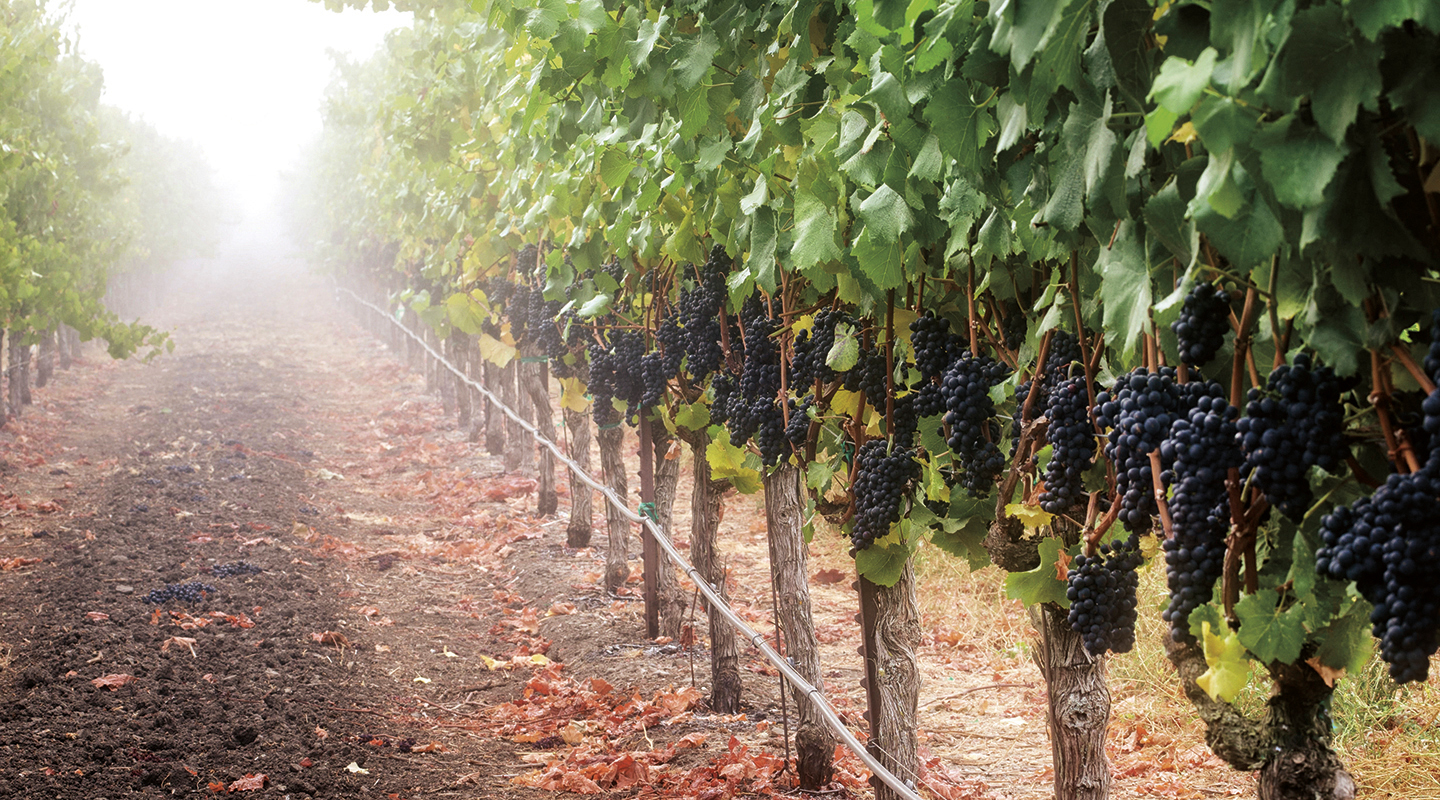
[66, 0, 409, 281]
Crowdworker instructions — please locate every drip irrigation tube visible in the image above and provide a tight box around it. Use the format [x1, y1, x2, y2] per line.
[336, 286, 923, 800]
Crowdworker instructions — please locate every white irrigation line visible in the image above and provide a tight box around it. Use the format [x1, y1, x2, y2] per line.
[336, 286, 924, 800]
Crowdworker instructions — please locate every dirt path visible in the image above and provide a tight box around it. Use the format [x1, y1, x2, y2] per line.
[0, 263, 1249, 800]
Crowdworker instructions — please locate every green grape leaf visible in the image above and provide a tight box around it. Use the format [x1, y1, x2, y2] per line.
[1096, 221, 1151, 365]
[856, 184, 913, 244]
[1312, 594, 1375, 676]
[855, 539, 909, 587]
[1197, 620, 1251, 703]
[929, 492, 992, 571]
[827, 321, 861, 372]
[1148, 48, 1217, 114]
[1004, 537, 1071, 608]
[1236, 588, 1307, 665]
[675, 400, 711, 431]
[670, 31, 720, 90]
[706, 427, 762, 493]
[792, 188, 844, 269]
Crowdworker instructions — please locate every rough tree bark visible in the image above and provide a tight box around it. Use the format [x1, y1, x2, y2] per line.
[867, 565, 921, 800]
[1166, 636, 1355, 800]
[502, 360, 529, 473]
[691, 433, 741, 713]
[519, 348, 557, 516]
[8, 333, 25, 414]
[1031, 603, 1111, 800]
[17, 337, 31, 407]
[454, 335, 474, 435]
[36, 329, 53, 390]
[598, 423, 629, 592]
[565, 365, 594, 548]
[438, 337, 456, 417]
[483, 359, 506, 455]
[650, 422, 686, 639]
[58, 326, 72, 370]
[65, 327, 79, 364]
[763, 462, 834, 789]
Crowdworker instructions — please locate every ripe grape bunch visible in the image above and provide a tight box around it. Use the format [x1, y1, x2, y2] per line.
[1160, 383, 1241, 642]
[843, 345, 889, 404]
[1237, 353, 1348, 520]
[1171, 283, 1231, 366]
[1316, 322, 1440, 683]
[909, 311, 965, 381]
[790, 309, 849, 389]
[210, 562, 263, 578]
[1013, 331, 1083, 454]
[678, 246, 730, 381]
[940, 353, 1011, 496]
[785, 397, 813, 452]
[850, 439, 921, 551]
[1066, 534, 1144, 655]
[1093, 368, 1185, 532]
[143, 582, 218, 605]
[1038, 375, 1096, 513]
[728, 293, 782, 453]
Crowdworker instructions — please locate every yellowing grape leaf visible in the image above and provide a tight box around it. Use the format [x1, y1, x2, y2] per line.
[559, 377, 590, 413]
[1005, 503, 1054, 530]
[479, 332, 516, 367]
[1197, 621, 1250, 702]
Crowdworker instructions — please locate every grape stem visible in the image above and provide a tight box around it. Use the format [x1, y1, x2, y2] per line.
[996, 331, 1055, 520]
[1370, 347, 1423, 474]
[1066, 252, 1099, 435]
[1222, 286, 1263, 619]
[1082, 499, 1121, 555]
[1390, 342, 1437, 395]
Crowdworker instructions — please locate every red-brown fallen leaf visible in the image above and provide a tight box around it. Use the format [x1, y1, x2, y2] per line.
[210, 612, 255, 629]
[162, 637, 198, 657]
[679, 624, 696, 649]
[207, 780, 227, 794]
[314, 726, 329, 740]
[813, 567, 847, 584]
[675, 732, 709, 748]
[545, 602, 576, 617]
[149, 608, 163, 626]
[312, 631, 350, 647]
[91, 674, 136, 690]
[184, 765, 198, 776]
[298, 758, 313, 768]
[1054, 548, 1072, 581]
[228, 773, 267, 791]
[409, 742, 444, 753]
[0, 557, 42, 570]
[86, 611, 110, 622]
[1307, 657, 1344, 688]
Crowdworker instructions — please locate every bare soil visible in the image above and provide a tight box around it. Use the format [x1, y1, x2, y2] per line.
[0, 264, 1253, 799]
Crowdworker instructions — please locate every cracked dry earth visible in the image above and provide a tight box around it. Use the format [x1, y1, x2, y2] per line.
[0, 262, 1252, 800]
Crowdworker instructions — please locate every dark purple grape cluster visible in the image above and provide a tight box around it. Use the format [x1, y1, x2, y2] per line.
[639, 352, 669, 410]
[1317, 467, 1440, 683]
[1237, 353, 1348, 520]
[910, 311, 965, 381]
[1172, 282, 1231, 366]
[941, 353, 1011, 496]
[728, 293, 783, 449]
[850, 439, 920, 551]
[790, 309, 848, 389]
[1013, 331, 1083, 449]
[210, 562, 263, 578]
[843, 346, 889, 405]
[588, 331, 645, 424]
[785, 397, 813, 452]
[655, 312, 685, 376]
[142, 582, 218, 605]
[678, 247, 729, 381]
[1093, 368, 1185, 532]
[1160, 383, 1241, 642]
[1039, 376, 1096, 513]
[1000, 304, 1027, 351]
[1066, 533, 1143, 655]
[709, 373, 737, 426]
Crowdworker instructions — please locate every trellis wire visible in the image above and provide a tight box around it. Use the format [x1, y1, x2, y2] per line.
[336, 286, 924, 800]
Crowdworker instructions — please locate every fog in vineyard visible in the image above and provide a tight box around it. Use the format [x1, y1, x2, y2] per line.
[65, 0, 408, 284]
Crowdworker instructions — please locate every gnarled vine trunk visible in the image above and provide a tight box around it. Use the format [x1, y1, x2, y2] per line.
[519, 349, 557, 516]
[863, 566, 920, 800]
[483, 359, 506, 456]
[36, 329, 53, 389]
[650, 422, 686, 639]
[598, 424, 629, 592]
[763, 462, 834, 789]
[691, 433, 740, 712]
[564, 364, 593, 548]
[1031, 603, 1111, 800]
[502, 360, 528, 473]
[57, 325, 72, 371]
[1166, 636, 1355, 800]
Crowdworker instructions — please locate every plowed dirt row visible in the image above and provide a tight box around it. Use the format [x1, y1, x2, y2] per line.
[0, 264, 1250, 800]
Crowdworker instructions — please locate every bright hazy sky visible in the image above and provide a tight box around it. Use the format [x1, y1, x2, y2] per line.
[66, 0, 409, 222]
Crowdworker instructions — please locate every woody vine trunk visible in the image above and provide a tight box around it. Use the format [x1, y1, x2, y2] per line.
[690, 431, 740, 713]
[763, 462, 834, 789]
